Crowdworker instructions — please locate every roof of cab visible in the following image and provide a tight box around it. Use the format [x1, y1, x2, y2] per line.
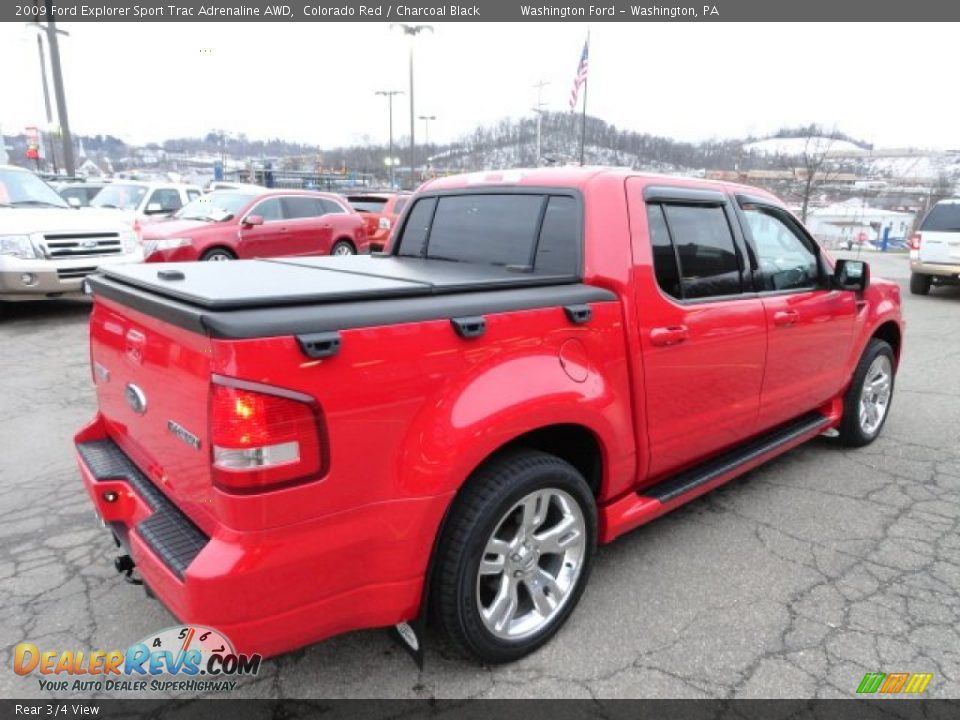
[418, 166, 781, 203]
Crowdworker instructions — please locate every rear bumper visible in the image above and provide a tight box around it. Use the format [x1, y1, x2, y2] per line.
[911, 259, 960, 279]
[75, 415, 447, 658]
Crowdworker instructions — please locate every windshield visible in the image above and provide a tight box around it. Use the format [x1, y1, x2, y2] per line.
[0, 168, 69, 208]
[91, 184, 148, 210]
[921, 203, 960, 232]
[175, 192, 254, 221]
[347, 197, 389, 213]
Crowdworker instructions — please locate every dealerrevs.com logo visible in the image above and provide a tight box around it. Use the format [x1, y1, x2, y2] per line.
[14, 625, 262, 694]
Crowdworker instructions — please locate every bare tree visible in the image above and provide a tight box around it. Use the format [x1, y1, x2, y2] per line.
[780, 129, 840, 223]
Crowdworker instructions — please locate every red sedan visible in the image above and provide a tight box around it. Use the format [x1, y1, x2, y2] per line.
[142, 190, 369, 262]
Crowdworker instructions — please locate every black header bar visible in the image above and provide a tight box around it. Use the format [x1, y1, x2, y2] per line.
[5, 0, 960, 22]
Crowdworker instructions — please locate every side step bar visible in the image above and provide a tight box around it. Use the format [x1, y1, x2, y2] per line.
[600, 411, 833, 543]
[643, 412, 830, 503]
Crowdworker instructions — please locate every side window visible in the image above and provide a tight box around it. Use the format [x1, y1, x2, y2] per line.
[396, 197, 437, 257]
[149, 188, 182, 212]
[662, 204, 743, 300]
[535, 196, 579, 274]
[251, 198, 283, 222]
[320, 199, 346, 215]
[743, 207, 819, 291]
[187, 189, 200, 201]
[647, 204, 682, 299]
[282, 196, 323, 219]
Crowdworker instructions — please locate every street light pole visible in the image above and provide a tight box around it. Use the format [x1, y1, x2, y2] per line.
[418, 115, 436, 148]
[390, 23, 433, 189]
[41, 0, 74, 176]
[532, 80, 550, 165]
[375, 90, 403, 188]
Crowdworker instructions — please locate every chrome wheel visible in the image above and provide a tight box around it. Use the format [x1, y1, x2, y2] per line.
[206, 253, 232, 262]
[859, 354, 892, 436]
[332, 243, 354, 256]
[476, 488, 586, 641]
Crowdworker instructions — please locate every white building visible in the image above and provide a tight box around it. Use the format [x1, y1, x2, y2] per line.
[806, 200, 914, 248]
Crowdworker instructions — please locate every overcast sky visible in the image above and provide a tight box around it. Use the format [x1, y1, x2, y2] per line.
[0, 22, 955, 150]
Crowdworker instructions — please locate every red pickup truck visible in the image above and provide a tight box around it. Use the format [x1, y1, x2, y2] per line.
[75, 168, 903, 665]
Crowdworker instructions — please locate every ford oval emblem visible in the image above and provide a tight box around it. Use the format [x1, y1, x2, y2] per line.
[124, 383, 148, 415]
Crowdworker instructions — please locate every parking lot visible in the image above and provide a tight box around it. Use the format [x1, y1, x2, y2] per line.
[1, 250, 957, 699]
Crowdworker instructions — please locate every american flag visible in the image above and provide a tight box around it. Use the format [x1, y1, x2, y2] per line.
[568, 38, 589, 111]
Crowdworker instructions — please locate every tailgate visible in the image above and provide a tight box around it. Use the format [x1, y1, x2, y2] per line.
[90, 296, 217, 530]
[919, 230, 960, 265]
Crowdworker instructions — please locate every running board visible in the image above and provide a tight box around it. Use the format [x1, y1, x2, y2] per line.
[600, 411, 832, 543]
[643, 412, 830, 503]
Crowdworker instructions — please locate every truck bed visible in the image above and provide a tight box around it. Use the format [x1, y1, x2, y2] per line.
[90, 256, 613, 339]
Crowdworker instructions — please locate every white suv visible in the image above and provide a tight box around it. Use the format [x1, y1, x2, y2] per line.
[89, 180, 201, 224]
[910, 198, 960, 295]
[0, 165, 142, 307]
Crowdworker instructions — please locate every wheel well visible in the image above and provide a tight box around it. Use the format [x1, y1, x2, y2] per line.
[491, 424, 603, 497]
[872, 321, 901, 363]
[333, 237, 355, 250]
[201, 246, 236, 259]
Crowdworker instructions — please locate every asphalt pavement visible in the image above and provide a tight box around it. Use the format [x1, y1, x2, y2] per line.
[1, 250, 958, 699]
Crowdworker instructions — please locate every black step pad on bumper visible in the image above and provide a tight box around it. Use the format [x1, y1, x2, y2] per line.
[642, 412, 830, 504]
[78, 439, 209, 580]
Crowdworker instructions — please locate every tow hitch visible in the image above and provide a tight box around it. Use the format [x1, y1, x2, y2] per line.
[114, 554, 143, 585]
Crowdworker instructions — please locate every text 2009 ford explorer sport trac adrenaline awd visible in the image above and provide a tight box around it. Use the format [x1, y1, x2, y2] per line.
[75, 168, 903, 664]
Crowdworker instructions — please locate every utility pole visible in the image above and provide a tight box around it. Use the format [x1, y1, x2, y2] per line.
[532, 80, 550, 165]
[376, 90, 403, 188]
[37, 0, 74, 176]
[391, 23, 433, 189]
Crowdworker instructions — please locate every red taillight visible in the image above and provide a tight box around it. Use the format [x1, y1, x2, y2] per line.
[909, 232, 922, 251]
[209, 381, 323, 493]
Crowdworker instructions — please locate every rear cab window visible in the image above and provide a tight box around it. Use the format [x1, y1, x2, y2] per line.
[394, 191, 581, 276]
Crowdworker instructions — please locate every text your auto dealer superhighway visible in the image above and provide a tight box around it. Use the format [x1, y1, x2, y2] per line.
[302, 4, 479, 16]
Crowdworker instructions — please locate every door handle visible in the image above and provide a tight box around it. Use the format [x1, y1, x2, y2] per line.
[773, 310, 800, 327]
[650, 325, 689, 347]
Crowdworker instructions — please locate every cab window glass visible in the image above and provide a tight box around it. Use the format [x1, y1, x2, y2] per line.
[662, 204, 743, 299]
[743, 207, 819, 291]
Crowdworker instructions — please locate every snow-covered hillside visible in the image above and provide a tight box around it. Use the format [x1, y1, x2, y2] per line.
[743, 137, 865, 156]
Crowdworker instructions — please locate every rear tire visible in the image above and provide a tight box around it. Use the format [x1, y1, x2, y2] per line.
[200, 248, 236, 262]
[331, 240, 355, 256]
[909, 272, 931, 295]
[432, 450, 596, 664]
[838, 339, 895, 447]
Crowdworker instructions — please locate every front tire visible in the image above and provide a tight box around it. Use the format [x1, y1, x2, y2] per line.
[331, 240, 355, 256]
[432, 450, 596, 664]
[200, 248, 236, 262]
[838, 339, 895, 447]
[910, 272, 931, 295]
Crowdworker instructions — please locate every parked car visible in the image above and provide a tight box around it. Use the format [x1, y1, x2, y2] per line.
[344, 191, 411, 251]
[205, 180, 264, 193]
[140, 189, 369, 262]
[90, 181, 202, 224]
[0, 165, 141, 309]
[57, 181, 109, 208]
[909, 198, 960, 294]
[75, 168, 902, 664]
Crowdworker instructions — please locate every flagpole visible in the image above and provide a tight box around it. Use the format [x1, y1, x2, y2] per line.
[578, 30, 590, 166]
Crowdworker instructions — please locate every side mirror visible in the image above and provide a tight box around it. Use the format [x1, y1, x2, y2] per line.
[834, 259, 870, 292]
[145, 202, 165, 215]
[67, 196, 81, 208]
[243, 214, 264, 227]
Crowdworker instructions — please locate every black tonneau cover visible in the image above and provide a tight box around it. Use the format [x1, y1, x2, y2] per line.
[99, 256, 578, 311]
